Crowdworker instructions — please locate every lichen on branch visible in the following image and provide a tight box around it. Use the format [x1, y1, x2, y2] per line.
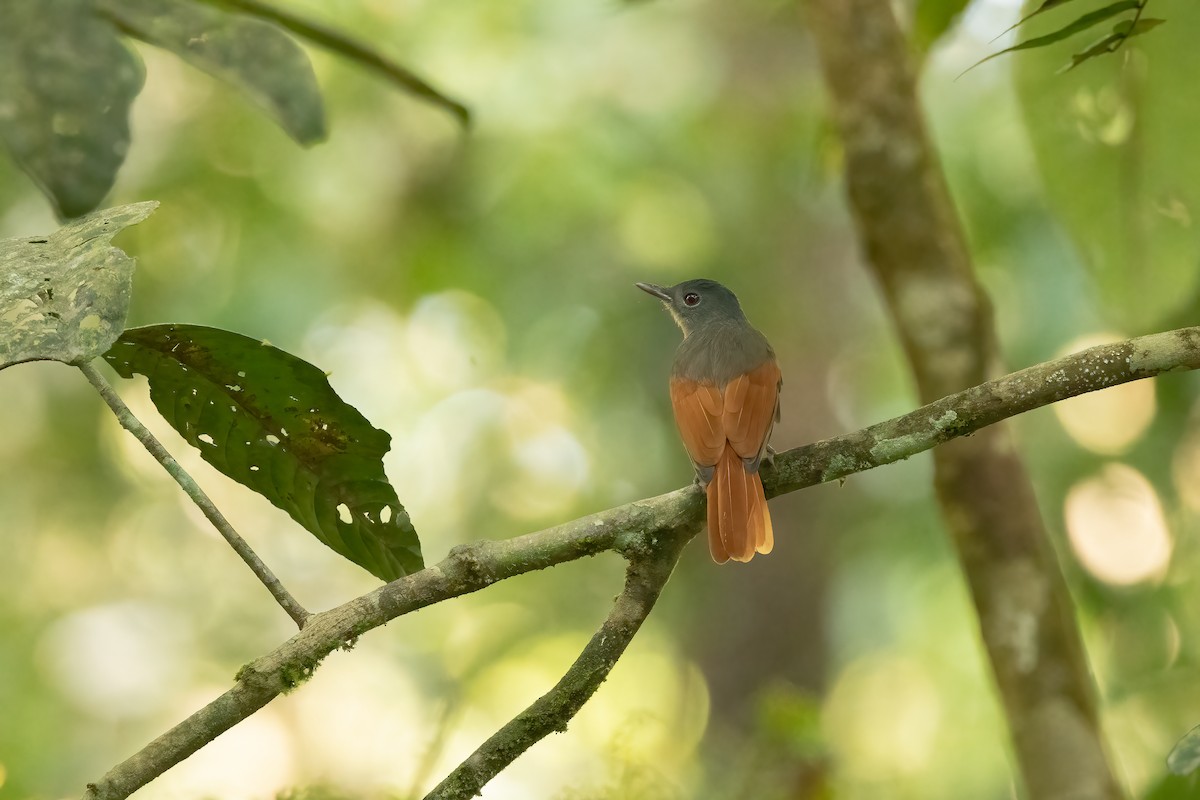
[83, 325, 1200, 800]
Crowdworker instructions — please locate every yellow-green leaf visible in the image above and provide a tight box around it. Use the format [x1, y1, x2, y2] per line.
[0, 202, 158, 370]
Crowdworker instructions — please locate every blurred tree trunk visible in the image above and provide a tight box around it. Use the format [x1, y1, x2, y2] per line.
[802, 1, 1125, 798]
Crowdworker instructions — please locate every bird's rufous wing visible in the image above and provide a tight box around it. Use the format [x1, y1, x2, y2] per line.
[668, 378, 725, 469]
[670, 360, 780, 563]
[722, 359, 781, 465]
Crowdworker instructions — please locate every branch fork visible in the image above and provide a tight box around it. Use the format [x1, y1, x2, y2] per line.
[81, 326, 1200, 799]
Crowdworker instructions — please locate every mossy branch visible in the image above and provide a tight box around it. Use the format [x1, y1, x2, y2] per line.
[425, 535, 690, 800]
[81, 325, 1200, 800]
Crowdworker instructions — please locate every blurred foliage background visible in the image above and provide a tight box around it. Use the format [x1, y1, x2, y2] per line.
[3, 0, 1200, 797]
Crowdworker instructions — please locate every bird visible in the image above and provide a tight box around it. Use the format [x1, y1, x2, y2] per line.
[637, 279, 781, 563]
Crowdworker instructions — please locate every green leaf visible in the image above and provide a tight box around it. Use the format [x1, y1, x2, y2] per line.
[914, 0, 972, 53]
[1058, 19, 1163, 73]
[94, 0, 326, 145]
[1061, 32, 1124, 71]
[0, 202, 158, 370]
[1114, 16, 1166, 37]
[966, 0, 1139, 73]
[103, 324, 422, 581]
[1142, 772, 1200, 800]
[0, 0, 145, 218]
[993, 0, 1083, 42]
[1015, 0, 1195, 328]
[1168, 724, 1200, 775]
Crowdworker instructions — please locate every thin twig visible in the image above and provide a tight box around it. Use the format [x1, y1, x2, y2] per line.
[1110, 0, 1150, 55]
[78, 360, 311, 629]
[195, 0, 470, 126]
[425, 538, 688, 800]
[82, 325, 1200, 800]
[81, 503, 700, 800]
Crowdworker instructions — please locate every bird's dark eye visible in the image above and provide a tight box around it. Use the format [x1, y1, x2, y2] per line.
[683, 292, 701, 307]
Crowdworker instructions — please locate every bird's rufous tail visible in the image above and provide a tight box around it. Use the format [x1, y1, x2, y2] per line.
[706, 443, 773, 563]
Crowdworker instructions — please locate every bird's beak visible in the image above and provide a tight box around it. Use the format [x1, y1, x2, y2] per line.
[635, 282, 672, 302]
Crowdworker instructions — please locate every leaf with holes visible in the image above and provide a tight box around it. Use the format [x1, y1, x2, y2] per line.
[104, 324, 423, 581]
[94, 0, 326, 145]
[0, 0, 145, 218]
[0, 201, 158, 370]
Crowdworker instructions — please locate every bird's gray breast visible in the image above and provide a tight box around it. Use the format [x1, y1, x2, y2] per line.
[670, 321, 774, 386]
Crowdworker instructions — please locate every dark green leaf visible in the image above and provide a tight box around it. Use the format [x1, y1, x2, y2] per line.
[1114, 16, 1166, 37]
[993, 0, 1083, 42]
[197, 0, 469, 127]
[104, 324, 423, 581]
[965, 0, 1139, 74]
[94, 0, 326, 145]
[0, 0, 144, 218]
[914, 0, 972, 53]
[1142, 772, 1200, 800]
[0, 202, 158, 370]
[1062, 18, 1165, 72]
[1169, 724, 1200, 775]
[1061, 32, 1124, 71]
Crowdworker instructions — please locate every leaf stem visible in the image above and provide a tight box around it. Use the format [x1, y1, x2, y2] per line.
[195, 0, 470, 126]
[1112, 0, 1149, 54]
[78, 360, 312, 629]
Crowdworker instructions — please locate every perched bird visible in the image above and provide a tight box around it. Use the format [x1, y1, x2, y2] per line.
[637, 279, 781, 563]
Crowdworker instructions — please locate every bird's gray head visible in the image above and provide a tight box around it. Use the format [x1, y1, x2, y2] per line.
[636, 278, 746, 336]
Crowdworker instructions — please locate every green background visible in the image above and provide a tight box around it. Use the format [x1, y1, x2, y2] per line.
[3, 0, 1200, 798]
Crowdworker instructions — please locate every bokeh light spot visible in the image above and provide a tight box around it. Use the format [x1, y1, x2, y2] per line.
[1065, 463, 1171, 586]
[577, 649, 709, 768]
[36, 602, 191, 719]
[494, 426, 590, 520]
[1171, 412, 1200, 512]
[156, 696, 294, 800]
[618, 173, 714, 271]
[491, 382, 590, 520]
[823, 654, 942, 776]
[1052, 333, 1155, 454]
[288, 651, 431, 791]
[407, 290, 508, 392]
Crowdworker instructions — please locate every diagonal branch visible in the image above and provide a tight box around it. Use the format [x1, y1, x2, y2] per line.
[81, 325, 1200, 800]
[769, 326, 1200, 494]
[82, 490, 704, 800]
[78, 360, 312, 629]
[425, 535, 689, 800]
